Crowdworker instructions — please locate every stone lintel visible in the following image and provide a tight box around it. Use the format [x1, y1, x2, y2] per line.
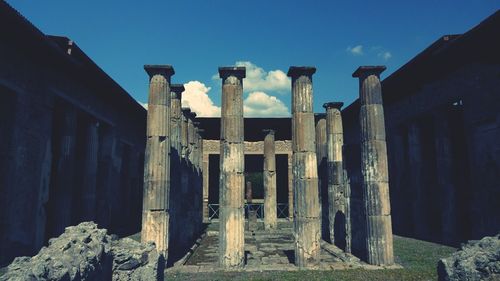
[144, 64, 175, 78]
[218, 66, 246, 80]
[352, 66, 386, 78]
[323, 102, 344, 110]
[287, 66, 316, 78]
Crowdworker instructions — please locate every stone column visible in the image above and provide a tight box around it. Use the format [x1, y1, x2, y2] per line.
[323, 102, 347, 248]
[433, 111, 457, 244]
[202, 152, 210, 221]
[263, 129, 277, 230]
[142, 65, 174, 259]
[218, 66, 246, 268]
[352, 66, 394, 265]
[170, 84, 184, 155]
[52, 106, 77, 236]
[315, 117, 327, 240]
[288, 153, 293, 220]
[181, 108, 190, 160]
[188, 112, 197, 165]
[81, 119, 99, 222]
[287, 66, 320, 268]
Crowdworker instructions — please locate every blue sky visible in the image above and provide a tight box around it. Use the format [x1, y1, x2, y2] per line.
[8, 0, 499, 116]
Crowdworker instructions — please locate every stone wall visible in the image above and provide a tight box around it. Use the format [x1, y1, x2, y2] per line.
[0, 2, 146, 265]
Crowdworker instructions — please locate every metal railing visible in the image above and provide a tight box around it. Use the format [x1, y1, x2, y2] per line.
[208, 203, 289, 221]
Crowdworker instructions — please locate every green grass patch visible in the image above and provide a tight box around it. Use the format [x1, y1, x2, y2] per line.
[166, 235, 456, 281]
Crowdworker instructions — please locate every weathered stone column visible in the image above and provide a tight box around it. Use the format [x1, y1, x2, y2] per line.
[202, 152, 210, 221]
[433, 111, 457, 244]
[181, 107, 190, 160]
[188, 112, 197, 165]
[352, 66, 394, 265]
[218, 66, 246, 268]
[81, 119, 99, 222]
[170, 84, 184, 155]
[287, 66, 320, 268]
[288, 153, 293, 220]
[263, 129, 277, 230]
[323, 102, 348, 249]
[315, 117, 327, 240]
[52, 106, 77, 236]
[142, 65, 174, 259]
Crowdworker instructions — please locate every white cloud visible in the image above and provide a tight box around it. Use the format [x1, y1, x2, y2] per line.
[182, 81, 221, 117]
[346, 45, 364, 56]
[378, 51, 392, 60]
[213, 61, 290, 93]
[243, 91, 290, 117]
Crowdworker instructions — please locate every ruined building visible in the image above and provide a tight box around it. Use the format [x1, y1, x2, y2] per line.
[1, 0, 499, 272]
[0, 2, 146, 265]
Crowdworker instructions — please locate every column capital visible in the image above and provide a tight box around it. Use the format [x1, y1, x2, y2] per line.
[323, 102, 344, 110]
[262, 129, 275, 135]
[218, 66, 246, 80]
[170, 84, 185, 98]
[352, 66, 386, 78]
[287, 66, 316, 78]
[144, 65, 175, 78]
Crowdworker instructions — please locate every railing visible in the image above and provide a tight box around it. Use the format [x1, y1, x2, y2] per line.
[208, 203, 289, 221]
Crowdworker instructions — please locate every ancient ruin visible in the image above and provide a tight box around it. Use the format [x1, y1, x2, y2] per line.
[1, 1, 499, 279]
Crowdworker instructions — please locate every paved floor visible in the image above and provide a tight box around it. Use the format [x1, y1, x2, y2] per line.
[167, 220, 368, 273]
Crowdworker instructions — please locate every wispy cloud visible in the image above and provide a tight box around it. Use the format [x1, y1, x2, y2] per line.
[346, 45, 364, 56]
[378, 51, 392, 61]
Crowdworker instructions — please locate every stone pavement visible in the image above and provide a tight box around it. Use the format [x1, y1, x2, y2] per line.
[166, 220, 375, 273]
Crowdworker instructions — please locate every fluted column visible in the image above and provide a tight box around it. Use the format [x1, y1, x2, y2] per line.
[352, 66, 394, 265]
[324, 102, 349, 250]
[316, 117, 327, 240]
[170, 84, 184, 155]
[288, 153, 293, 220]
[81, 119, 99, 222]
[263, 129, 277, 230]
[202, 152, 210, 221]
[218, 66, 246, 268]
[142, 65, 174, 259]
[288, 66, 320, 268]
[181, 108, 190, 160]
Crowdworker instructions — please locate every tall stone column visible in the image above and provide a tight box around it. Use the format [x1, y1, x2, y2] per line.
[288, 153, 293, 220]
[170, 84, 184, 155]
[352, 66, 394, 265]
[433, 111, 457, 244]
[81, 119, 99, 222]
[51, 106, 77, 236]
[202, 152, 210, 221]
[287, 66, 320, 268]
[218, 66, 246, 268]
[315, 117, 327, 240]
[142, 65, 174, 259]
[323, 102, 348, 249]
[263, 129, 277, 230]
[181, 108, 190, 160]
[188, 112, 197, 166]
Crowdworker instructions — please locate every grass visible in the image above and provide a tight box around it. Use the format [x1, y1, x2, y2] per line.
[166, 235, 456, 281]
